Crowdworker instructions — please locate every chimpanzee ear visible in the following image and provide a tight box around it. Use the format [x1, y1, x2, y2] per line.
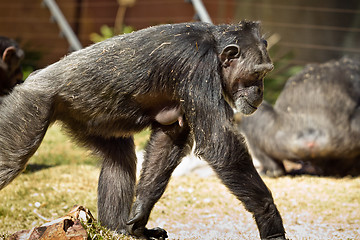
[219, 44, 240, 64]
[2, 47, 17, 64]
[2, 46, 24, 72]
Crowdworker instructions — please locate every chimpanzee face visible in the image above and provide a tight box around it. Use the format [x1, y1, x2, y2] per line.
[219, 39, 273, 115]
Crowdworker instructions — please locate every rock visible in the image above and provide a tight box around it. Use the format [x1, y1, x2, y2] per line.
[8, 205, 93, 240]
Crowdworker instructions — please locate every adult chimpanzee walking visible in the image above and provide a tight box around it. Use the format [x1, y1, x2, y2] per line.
[238, 57, 360, 177]
[0, 21, 286, 239]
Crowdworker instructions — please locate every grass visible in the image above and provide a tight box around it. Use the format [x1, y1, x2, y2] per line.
[1, 125, 360, 239]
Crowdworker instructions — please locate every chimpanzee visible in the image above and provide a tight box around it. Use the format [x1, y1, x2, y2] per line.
[0, 36, 24, 97]
[238, 57, 360, 177]
[0, 21, 286, 239]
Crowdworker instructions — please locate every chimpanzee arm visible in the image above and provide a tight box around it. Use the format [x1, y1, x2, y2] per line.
[204, 127, 285, 239]
[177, 47, 285, 239]
[189, 100, 285, 239]
[127, 122, 192, 239]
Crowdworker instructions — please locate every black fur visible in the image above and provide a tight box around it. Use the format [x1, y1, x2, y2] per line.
[0, 21, 285, 239]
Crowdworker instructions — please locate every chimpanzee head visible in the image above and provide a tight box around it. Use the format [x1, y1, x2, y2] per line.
[219, 22, 273, 115]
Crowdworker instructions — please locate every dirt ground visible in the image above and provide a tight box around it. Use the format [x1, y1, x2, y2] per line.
[1, 153, 359, 240]
[145, 173, 360, 240]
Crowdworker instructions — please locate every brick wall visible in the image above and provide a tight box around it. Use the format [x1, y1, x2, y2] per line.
[0, 0, 358, 67]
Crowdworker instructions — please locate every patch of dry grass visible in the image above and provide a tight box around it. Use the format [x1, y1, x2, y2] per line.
[1, 125, 360, 239]
[0, 165, 98, 233]
[2, 167, 359, 239]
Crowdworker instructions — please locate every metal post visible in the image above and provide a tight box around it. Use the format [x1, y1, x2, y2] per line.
[43, 0, 83, 51]
[190, 0, 213, 24]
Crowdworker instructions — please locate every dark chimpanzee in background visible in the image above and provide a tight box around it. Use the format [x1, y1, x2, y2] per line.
[0, 21, 286, 239]
[238, 57, 360, 177]
[0, 36, 24, 97]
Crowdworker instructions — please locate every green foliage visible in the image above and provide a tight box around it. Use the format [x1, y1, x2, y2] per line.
[90, 25, 134, 43]
[22, 65, 34, 80]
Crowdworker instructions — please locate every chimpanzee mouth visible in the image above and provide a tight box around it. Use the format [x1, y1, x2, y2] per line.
[234, 91, 258, 110]
[245, 99, 258, 110]
[234, 97, 259, 115]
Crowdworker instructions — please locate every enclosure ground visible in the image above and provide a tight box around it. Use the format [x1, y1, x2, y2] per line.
[0, 165, 359, 239]
[0, 125, 359, 239]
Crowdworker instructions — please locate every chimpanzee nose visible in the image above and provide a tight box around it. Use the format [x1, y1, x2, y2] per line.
[256, 86, 263, 95]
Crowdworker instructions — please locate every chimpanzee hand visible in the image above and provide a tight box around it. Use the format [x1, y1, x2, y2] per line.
[127, 202, 168, 239]
[143, 228, 168, 240]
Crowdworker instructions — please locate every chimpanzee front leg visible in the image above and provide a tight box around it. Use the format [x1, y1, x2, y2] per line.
[201, 130, 286, 240]
[127, 123, 192, 239]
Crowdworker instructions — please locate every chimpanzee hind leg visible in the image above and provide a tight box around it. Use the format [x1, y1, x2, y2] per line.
[85, 136, 137, 234]
[127, 123, 192, 239]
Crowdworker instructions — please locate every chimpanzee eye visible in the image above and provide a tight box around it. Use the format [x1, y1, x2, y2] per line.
[262, 39, 268, 48]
